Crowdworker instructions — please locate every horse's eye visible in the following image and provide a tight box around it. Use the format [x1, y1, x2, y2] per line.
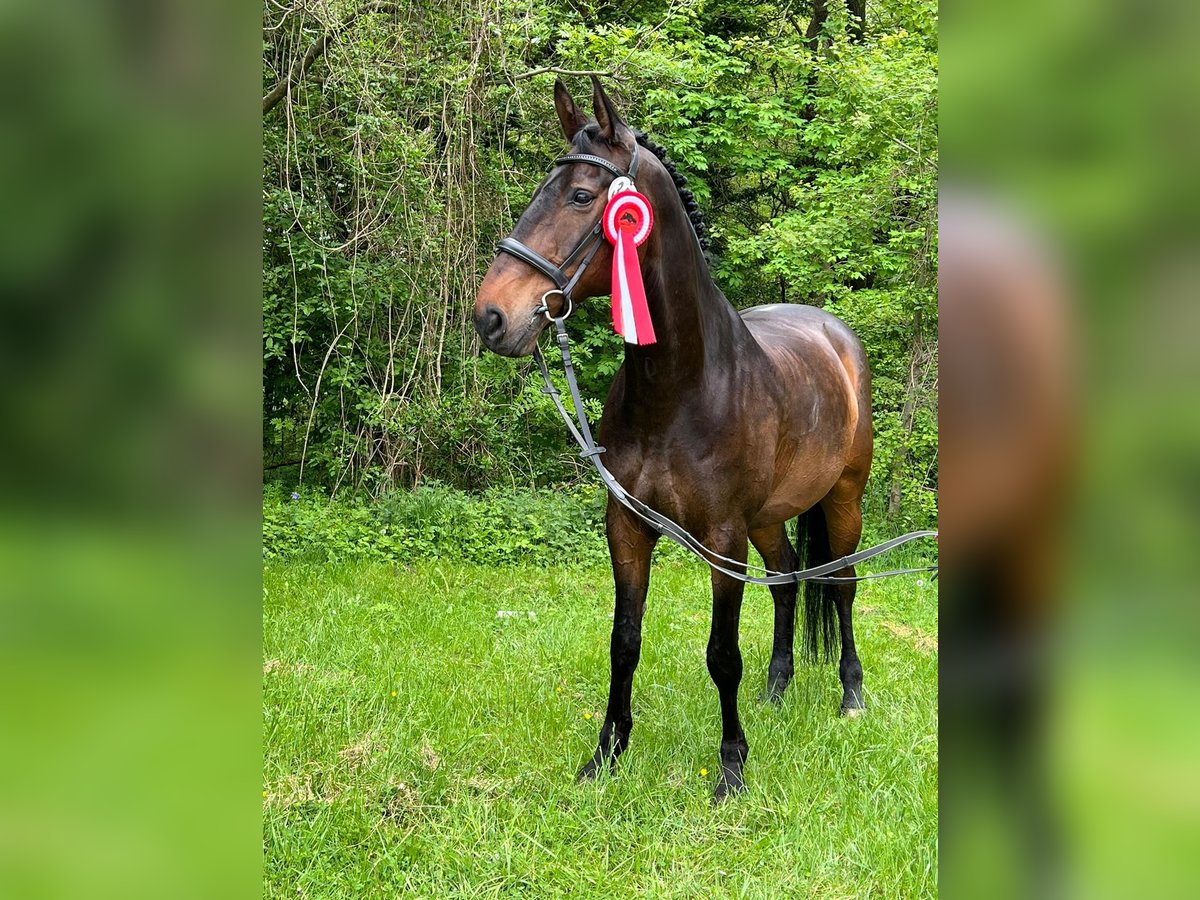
[570, 190, 595, 205]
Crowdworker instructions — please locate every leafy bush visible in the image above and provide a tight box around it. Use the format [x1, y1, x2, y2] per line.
[263, 483, 936, 576]
[264, 482, 616, 568]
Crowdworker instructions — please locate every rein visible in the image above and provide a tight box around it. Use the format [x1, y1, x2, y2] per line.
[498, 142, 938, 584]
[533, 317, 938, 584]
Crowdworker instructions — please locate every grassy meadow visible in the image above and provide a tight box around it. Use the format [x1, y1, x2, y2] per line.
[263, 553, 937, 898]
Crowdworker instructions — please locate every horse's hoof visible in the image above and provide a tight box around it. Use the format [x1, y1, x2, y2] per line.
[841, 706, 865, 718]
[712, 761, 746, 804]
[577, 752, 618, 782]
[760, 684, 787, 705]
[712, 777, 745, 805]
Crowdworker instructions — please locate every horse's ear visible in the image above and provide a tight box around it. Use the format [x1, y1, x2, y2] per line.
[553, 79, 587, 142]
[591, 75, 624, 143]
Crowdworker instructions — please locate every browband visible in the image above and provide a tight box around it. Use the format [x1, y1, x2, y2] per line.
[553, 142, 640, 180]
[494, 142, 641, 303]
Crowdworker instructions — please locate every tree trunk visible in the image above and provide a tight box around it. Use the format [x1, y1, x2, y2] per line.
[847, 0, 867, 43]
[805, 0, 866, 53]
[805, 0, 829, 53]
[888, 307, 924, 518]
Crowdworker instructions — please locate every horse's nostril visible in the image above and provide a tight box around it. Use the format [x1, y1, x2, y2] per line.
[476, 305, 506, 342]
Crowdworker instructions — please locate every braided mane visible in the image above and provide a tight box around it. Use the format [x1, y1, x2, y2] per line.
[632, 130, 711, 253]
[574, 123, 711, 254]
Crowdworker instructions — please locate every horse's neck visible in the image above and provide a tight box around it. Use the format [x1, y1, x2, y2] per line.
[620, 206, 748, 400]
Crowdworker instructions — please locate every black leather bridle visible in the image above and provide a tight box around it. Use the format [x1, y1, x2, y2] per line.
[495, 142, 640, 320]
[494, 140, 939, 584]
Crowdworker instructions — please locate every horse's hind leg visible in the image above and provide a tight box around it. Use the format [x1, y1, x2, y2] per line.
[578, 502, 657, 781]
[821, 485, 867, 714]
[749, 524, 798, 702]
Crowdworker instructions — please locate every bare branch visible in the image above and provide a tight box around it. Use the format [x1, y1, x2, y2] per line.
[263, 2, 399, 115]
[510, 66, 615, 82]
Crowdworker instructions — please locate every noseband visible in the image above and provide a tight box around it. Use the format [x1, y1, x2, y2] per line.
[495, 142, 641, 319]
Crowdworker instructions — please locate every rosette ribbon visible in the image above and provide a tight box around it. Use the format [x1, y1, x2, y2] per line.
[602, 186, 655, 345]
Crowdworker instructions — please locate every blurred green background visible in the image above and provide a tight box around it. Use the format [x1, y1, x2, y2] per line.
[943, 0, 1200, 897]
[0, 1, 260, 897]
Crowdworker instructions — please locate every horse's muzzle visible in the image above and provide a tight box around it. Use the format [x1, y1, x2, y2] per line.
[474, 302, 542, 357]
[475, 304, 506, 343]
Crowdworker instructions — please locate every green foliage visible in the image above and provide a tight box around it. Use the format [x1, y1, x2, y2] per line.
[264, 483, 615, 568]
[263, 485, 937, 576]
[263, 0, 938, 528]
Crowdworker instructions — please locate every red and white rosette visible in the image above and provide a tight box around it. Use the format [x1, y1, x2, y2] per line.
[602, 187, 655, 345]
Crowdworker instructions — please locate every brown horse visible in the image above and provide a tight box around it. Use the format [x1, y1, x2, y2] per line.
[475, 78, 874, 801]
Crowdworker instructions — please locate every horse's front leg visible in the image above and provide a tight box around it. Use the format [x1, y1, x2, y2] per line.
[706, 529, 750, 802]
[577, 502, 658, 781]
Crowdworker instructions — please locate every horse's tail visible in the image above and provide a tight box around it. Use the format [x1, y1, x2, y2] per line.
[796, 504, 839, 664]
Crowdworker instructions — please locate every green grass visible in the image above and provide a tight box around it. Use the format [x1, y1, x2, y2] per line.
[263, 559, 937, 898]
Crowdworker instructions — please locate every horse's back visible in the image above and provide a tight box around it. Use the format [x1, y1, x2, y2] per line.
[741, 303, 866, 370]
[739, 303, 873, 415]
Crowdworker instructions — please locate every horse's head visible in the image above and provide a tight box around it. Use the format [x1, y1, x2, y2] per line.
[475, 77, 642, 357]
